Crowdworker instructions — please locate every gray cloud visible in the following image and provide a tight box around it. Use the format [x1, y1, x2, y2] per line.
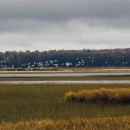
[0, 0, 130, 52]
[1, 0, 130, 20]
[0, 0, 130, 33]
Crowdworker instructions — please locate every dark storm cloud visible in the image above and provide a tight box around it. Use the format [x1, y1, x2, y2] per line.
[0, 0, 130, 21]
[0, 0, 130, 33]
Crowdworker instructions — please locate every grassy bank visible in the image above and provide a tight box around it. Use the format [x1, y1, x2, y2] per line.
[0, 84, 130, 124]
[1, 67, 130, 73]
[0, 75, 130, 81]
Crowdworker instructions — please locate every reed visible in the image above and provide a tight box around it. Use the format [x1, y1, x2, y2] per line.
[0, 116, 130, 130]
[65, 88, 130, 104]
[0, 84, 130, 124]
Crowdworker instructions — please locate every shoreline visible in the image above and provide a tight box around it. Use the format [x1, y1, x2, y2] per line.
[0, 67, 130, 73]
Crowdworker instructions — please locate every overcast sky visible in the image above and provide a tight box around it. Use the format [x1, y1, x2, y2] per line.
[0, 0, 130, 52]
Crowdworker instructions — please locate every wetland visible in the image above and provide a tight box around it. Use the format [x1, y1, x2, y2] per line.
[0, 71, 130, 129]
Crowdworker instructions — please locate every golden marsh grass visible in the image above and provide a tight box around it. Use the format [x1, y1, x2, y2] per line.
[0, 84, 130, 129]
[1, 84, 130, 123]
[65, 88, 130, 104]
[0, 116, 130, 130]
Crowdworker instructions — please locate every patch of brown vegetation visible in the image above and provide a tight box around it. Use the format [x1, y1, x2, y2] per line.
[65, 88, 130, 104]
[0, 117, 130, 130]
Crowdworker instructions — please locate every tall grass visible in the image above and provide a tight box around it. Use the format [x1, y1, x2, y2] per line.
[0, 116, 130, 130]
[0, 84, 130, 124]
[65, 88, 130, 104]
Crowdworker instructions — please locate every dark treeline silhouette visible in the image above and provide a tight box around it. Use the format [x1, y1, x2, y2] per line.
[0, 48, 130, 69]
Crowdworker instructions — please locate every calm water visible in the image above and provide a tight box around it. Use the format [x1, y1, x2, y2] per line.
[0, 80, 130, 84]
[0, 73, 130, 77]
[0, 73, 130, 84]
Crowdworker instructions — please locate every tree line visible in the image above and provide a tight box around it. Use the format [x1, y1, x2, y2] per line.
[0, 48, 130, 69]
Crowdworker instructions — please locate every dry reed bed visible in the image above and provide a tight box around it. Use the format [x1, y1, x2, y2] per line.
[0, 116, 130, 130]
[65, 88, 130, 103]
